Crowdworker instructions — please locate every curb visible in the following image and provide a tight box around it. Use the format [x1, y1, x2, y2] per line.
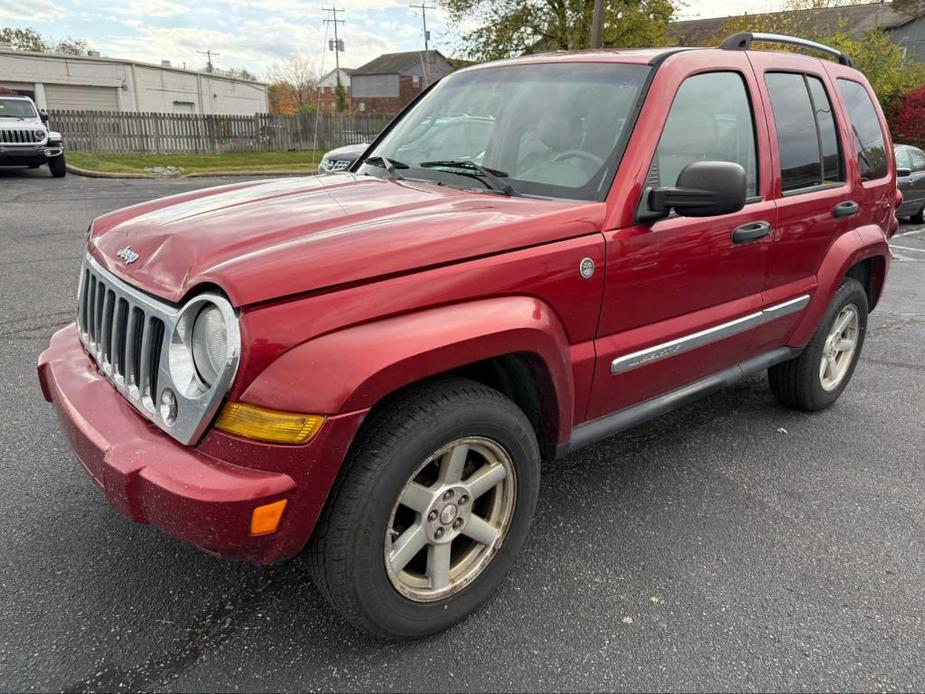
[184, 170, 317, 178]
[66, 164, 319, 179]
[66, 164, 151, 179]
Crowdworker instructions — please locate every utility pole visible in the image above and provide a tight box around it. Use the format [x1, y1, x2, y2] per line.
[591, 0, 604, 49]
[323, 6, 345, 87]
[197, 48, 219, 73]
[410, 3, 435, 85]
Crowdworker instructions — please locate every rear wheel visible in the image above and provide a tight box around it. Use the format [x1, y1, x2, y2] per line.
[768, 277, 868, 411]
[48, 154, 66, 178]
[308, 377, 540, 639]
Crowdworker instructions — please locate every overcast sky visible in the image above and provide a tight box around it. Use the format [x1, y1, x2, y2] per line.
[0, 0, 787, 78]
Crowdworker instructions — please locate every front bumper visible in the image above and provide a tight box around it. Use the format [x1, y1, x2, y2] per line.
[38, 324, 365, 563]
[0, 144, 63, 164]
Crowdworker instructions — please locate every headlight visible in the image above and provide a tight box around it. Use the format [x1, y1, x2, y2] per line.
[168, 294, 238, 398]
[34, 129, 46, 141]
[191, 304, 228, 387]
[320, 157, 332, 171]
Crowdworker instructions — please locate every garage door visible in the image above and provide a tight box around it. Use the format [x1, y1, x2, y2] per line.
[44, 84, 119, 111]
[0, 81, 35, 99]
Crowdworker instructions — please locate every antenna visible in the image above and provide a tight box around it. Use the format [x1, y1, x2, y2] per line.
[410, 3, 435, 85]
[323, 6, 345, 86]
[197, 48, 220, 73]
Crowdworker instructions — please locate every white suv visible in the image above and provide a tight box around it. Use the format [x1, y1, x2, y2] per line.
[0, 94, 66, 177]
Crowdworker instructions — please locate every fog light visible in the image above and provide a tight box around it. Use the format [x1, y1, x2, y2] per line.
[251, 499, 288, 536]
[215, 402, 324, 444]
[159, 388, 178, 426]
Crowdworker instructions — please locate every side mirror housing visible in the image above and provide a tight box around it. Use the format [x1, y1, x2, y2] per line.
[897, 166, 912, 178]
[642, 161, 747, 220]
[39, 109, 49, 123]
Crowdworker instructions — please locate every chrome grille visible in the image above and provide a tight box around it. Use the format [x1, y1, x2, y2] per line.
[0, 129, 37, 144]
[76, 254, 240, 446]
[78, 262, 167, 414]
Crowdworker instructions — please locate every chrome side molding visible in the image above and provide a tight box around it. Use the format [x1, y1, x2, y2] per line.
[610, 294, 810, 375]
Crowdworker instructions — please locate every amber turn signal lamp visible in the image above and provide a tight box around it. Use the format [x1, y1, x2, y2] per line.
[215, 402, 325, 444]
[251, 499, 288, 536]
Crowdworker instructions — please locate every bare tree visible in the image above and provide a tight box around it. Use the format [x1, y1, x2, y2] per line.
[54, 36, 91, 55]
[269, 56, 320, 111]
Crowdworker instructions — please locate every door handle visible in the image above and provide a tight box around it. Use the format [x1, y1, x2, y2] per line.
[833, 200, 860, 218]
[732, 220, 772, 243]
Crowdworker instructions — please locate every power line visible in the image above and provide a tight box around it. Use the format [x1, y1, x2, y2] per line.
[410, 3, 436, 85]
[197, 48, 220, 73]
[323, 6, 345, 86]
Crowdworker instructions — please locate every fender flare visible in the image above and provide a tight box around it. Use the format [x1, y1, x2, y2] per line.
[789, 225, 890, 346]
[240, 296, 576, 444]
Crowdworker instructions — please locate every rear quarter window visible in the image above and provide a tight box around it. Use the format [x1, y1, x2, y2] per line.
[837, 79, 888, 181]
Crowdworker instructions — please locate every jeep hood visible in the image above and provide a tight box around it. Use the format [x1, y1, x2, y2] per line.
[89, 174, 604, 306]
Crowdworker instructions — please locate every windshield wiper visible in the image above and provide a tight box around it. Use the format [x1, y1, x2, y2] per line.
[363, 155, 408, 180]
[419, 160, 520, 196]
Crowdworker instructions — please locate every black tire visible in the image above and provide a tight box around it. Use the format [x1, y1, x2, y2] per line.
[308, 377, 540, 640]
[768, 277, 868, 411]
[48, 154, 66, 178]
[911, 205, 925, 224]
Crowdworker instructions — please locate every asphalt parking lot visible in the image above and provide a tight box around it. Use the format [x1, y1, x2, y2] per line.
[2, 166, 924, 692]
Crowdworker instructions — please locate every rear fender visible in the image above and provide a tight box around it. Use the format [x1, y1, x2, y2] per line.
[788, 225, 890, 346]
[240, 296, 575, 444]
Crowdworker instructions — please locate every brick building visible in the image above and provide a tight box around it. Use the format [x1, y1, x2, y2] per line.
[315, 67, 355, 111]
[351, 50, 454, 113]
[670, 2, 925, 62]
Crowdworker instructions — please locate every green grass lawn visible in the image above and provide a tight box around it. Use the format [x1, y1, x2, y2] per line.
[69, 151, 323, 175]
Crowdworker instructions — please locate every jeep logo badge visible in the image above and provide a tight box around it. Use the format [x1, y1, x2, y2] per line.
[116, 246, 140, 264]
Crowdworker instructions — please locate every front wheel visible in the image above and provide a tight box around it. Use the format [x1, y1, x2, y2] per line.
[308, 377, 540, 639]
[768, 277, 868, 411]
[911, 205, 925, 224]
[48, 154, 66, 178]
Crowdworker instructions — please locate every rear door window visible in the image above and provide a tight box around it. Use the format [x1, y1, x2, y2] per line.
[837, 79, 888, 181]
[765, 72, 844, 192]
[897, 148, 912, 171]
[912, 149, 925, 171]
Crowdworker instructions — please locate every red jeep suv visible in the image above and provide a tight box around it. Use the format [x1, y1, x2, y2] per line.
[38, 33, 895, 639]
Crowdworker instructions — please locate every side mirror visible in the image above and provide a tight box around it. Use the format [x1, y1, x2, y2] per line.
[897, 166, 912, 178]
[39, 110, 49, 123]
[645, 161, 747, 219]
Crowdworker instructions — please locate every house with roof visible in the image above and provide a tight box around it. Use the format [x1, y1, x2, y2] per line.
[316, 67, 355, 111]
[670, 2, 925, 61]
[351, 50, 454, 113]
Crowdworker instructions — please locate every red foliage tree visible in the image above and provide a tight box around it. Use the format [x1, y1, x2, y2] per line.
[891, 85, 925, 149]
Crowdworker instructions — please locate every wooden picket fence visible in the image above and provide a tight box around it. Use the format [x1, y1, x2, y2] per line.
[48, 110, 396, 154]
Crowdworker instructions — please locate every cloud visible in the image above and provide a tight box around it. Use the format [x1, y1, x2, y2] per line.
[0, 0, 67, 20]
[110, 0, 190, 17]
[100, 16, 403, 77]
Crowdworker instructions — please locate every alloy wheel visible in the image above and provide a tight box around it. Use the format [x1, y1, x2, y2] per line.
[384, 436, 517, 602]
[820, 303, 860, 391]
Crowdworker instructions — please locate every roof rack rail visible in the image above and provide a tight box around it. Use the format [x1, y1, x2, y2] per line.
[719, 32, 854, 67]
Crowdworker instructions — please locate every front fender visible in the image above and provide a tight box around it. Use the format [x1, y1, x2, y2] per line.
[240, 296, 576, 444]
[789, 225, 890, 346]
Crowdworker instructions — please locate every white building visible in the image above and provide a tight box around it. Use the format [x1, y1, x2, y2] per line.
[318, 67, 354, 90]
[0, 47, 268, 114]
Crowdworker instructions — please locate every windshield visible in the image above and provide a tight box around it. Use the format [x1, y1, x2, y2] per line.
[363, 62, 650, 201]
[0, 98, 37, 119]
